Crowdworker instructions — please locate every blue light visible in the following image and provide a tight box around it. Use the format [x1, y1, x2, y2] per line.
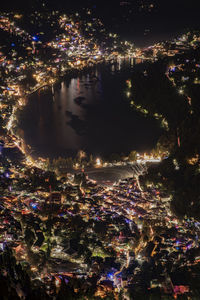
[30, 203, 38, 210]
[64, 278, 69, 284]
[125, 219, 131, 224]
[11, 43, 15, 47]
[107, 273, 114, 281]
[32, 36, 39, 41]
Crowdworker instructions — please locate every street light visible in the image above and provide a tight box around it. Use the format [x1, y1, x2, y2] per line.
[179, 88, 184, 95]
[96, 158, 101, 167]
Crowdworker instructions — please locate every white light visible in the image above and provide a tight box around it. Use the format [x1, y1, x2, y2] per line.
[179, 88, 184, 95]
[96, 158, 101, 166]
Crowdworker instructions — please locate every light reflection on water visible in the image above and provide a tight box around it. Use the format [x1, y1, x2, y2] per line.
[20, 59, 162, 158]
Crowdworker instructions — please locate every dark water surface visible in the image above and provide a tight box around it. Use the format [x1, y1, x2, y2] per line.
[19, 59, 162, 158]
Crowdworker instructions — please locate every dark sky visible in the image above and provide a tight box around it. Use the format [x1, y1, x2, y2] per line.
[1, 0, 200, 46]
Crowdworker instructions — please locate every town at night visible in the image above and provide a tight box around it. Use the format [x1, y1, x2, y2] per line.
[1, 1, 200, 299]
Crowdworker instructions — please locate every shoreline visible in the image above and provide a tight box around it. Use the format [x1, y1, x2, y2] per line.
[7, 56, 159, 171]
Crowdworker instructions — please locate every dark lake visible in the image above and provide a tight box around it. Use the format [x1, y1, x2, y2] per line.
[19, 59, 162, 159]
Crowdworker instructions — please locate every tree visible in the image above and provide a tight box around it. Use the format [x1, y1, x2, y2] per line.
[128, 150, 137, 162]
[89, 154, 95, 166]
[56, 280, 75, 300]
[110, 153, 121, 162]
[24, 227, 35, 247]
[77, 150, 87, 164]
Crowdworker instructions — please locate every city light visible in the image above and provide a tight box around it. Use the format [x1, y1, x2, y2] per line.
[0, 5, 200, 300]
[96, 158, 101, 167]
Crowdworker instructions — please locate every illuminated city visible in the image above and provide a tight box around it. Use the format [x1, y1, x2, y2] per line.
[1, 1, 200, 299]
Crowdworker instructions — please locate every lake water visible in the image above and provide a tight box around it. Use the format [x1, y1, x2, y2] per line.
[19, 59, 162, 159]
